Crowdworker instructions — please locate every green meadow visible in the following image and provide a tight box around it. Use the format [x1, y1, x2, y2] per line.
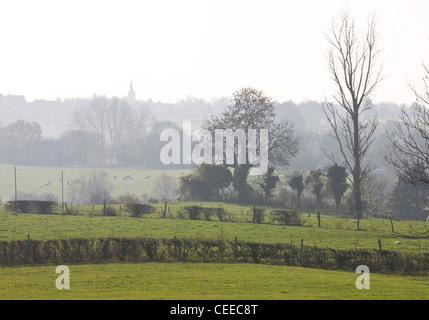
[0, 262, 427, 300]
[0, 204, 427, 254]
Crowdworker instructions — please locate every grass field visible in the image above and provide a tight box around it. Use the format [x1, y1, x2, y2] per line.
[1, 164, 428, 300]
[0, 262, 428, 300]
[0, 204, 428, 254]
[0, 163, 189, 201]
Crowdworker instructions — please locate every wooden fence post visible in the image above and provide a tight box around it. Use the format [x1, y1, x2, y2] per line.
[234, 236, 238, 260]
[163, 201, 167, 218]
[390, 216, 395, 233]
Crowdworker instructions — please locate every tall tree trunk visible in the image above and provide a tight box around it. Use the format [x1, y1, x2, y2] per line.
[353, 112, 362, 229]
[233, 164, 251, 202]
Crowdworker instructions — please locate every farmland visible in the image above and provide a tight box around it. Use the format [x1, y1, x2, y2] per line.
[0, 202, 428, 253]
[0, 165, 428, 300]
[0, 262, 428, 300]
[0, 163, 188, 201]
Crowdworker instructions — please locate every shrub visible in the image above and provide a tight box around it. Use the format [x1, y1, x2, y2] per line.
[214, 207, 227, 221]
[124, 203, 156, 218]
[5, 200, 57, 214]
[184, 206, 204, 220]
[202, 208, 214, 221]
[103, 206, 117, 216]
[271, 210, 303, 226]
[252, 207, 265, 224]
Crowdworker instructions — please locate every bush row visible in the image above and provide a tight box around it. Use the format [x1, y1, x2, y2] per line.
[0, 237, 427, 272]
[5, 200, 57, 214]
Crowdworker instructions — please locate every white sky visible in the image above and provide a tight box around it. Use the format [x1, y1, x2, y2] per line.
[0, 0, 429, 104]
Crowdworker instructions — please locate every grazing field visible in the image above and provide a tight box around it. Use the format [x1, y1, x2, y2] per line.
[0, 262, 428, 300]
[0, 205, 428, 254]
[0, 163, 188, 201]
[1, 164, 428, 300]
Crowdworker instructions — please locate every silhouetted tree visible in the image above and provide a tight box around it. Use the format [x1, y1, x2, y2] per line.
[203, 87, 299, 201]
[326, 164, 348, 210]
[178, 164, 233, 201]
[288, 172, 305, 207]
[322, 11, 383, 227]
[305, 169, 326, 208]
[386, 65, 429, 186]
[257, 167, 280, 203]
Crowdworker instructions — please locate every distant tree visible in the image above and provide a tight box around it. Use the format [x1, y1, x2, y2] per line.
[288, 172, 305, 207]
[143, 120, 181, 168]
[305, 169, 326, 208]
[152, 173, 178, 202]
[73, 95, 141, 165]
[73, 95, 109, 151]
[257, 167, 280, 203]
[388, 180, 428, 220]
[386, 65, 429, 187]
[360, 175, 388, 218]
[70, 170, 112, 205]
[326, 164, 348, 210]
[178, 164, 233, 201]
[0, 120, 43, 163]
[60, 129, 102, 166]
[203, 87, 299, 201]
[105, 97, 134, 163]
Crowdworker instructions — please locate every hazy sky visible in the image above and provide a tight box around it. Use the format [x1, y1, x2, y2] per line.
[1, 0, 429, 105]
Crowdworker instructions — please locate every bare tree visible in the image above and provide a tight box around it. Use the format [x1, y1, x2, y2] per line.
[60, 129, 102, 166]
[152, 173, 178, 202]
[105, 97, 134, 164]
[322, 11, 383, 227]
[73, 95, 143, 165]
[73, 95, 109, 150]
[73, 170, 112, 205]
[386, 65, 429, 186]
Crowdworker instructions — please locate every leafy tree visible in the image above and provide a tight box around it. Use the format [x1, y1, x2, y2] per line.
[326, 164, 348, 210]
[203, 87, 299, 201]
[288, 172, 305, 207]
[388, 180, 428, 220]
[0, 120, 43, 163]
[305, 169, 326, 208]
[178, 164, 232, 201]
[257, 167, 280, 203]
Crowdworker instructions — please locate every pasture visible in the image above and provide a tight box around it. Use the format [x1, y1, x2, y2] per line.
[0, 204, 427, 254]
[0, 163, 188, 201]
[0, 164, 428, 300]
[0, 262, 428, 300]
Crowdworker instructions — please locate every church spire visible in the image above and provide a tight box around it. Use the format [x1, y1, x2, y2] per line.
[128, 81, 136, 103]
